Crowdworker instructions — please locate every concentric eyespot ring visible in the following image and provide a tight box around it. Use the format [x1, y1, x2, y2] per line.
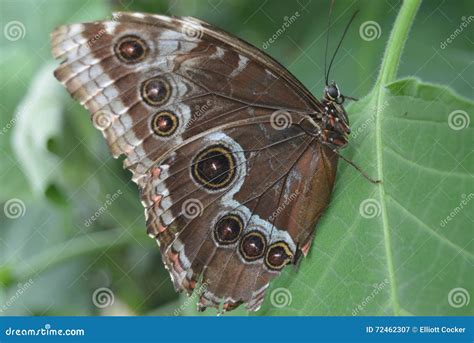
[191, 144, 236, 191]
[239, 231, 266, 262]
[151, 111, 179, 137]
[265, 241, 293, 271]
[141, 77, 171, 107]
[214, 214, 244, 245]
[114, 35, 148, 64]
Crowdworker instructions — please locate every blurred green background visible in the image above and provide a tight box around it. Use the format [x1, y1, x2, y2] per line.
[0, 0, 472, 316]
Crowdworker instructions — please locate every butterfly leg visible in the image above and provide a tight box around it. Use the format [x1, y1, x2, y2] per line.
[333, 150, 381, 184]
[343, 95, 359, 102]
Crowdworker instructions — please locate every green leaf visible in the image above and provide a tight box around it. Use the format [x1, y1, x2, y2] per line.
[11, 63, 65, 196]
[259, 77, 473, 316]
[257, 0, 473, 316]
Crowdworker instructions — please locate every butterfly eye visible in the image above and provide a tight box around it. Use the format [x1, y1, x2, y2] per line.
[325, 85, 340, 101]
[265, 242, 293, 271]
[239, 231, 266, 262]
[191, 145, 236, 190]
[141, 77, 171, 106]
[151, 111, 179, 137]
[214, 214, 243, 245]
[114, 35, 148, 63]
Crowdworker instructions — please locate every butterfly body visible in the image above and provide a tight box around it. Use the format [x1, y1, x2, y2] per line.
[51, 12, 348, 312]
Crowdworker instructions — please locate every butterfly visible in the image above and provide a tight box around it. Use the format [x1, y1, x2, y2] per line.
[51, 11, 365, 312]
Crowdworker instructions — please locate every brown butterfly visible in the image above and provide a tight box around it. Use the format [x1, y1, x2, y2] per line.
[51, 11, 369, 312]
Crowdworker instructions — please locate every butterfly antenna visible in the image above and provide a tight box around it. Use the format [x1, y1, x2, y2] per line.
[324, 0, 335, 86]
[325, 10, 359, 84]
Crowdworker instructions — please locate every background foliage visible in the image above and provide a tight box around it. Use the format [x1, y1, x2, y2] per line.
[0, 0, 472, 316]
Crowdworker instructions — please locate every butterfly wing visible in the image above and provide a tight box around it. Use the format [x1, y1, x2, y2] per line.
[51, 12, 338, 312]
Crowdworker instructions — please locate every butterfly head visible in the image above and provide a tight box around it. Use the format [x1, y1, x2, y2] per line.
[318, 6, 360, 150]
[324, 82, 344, 104]
[318, 81, 351, 149]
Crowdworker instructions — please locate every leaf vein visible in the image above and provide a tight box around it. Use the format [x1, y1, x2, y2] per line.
[388, 194, 474, 260]
[385, 144, 473, 179]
